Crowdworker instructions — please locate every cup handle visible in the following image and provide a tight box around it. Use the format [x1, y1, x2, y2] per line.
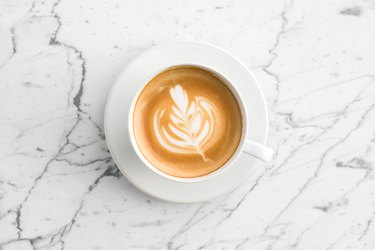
[243, 140, 274, 162]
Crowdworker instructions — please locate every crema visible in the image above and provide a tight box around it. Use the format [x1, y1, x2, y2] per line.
[133, 66, 242, 178]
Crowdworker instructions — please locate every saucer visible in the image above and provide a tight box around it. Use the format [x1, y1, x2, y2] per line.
[104, 42, 269, 203]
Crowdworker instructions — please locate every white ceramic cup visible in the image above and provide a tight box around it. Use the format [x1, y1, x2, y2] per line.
[128, 64, 273, 182]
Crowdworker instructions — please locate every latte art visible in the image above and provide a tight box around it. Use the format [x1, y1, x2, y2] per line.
[133, 66, 242, 178]
[153, 85, 218, 161]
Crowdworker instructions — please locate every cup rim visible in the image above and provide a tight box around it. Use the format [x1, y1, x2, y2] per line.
[128, 63, 249, 183]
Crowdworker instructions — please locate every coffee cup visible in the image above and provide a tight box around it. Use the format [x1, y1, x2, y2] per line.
[128, 64, 273, 182]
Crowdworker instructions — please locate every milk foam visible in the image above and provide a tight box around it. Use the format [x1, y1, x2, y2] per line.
[153, 85, 218, 161]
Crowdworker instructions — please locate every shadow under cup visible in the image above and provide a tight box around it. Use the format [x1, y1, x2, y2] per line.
[128, 64, 249, 182]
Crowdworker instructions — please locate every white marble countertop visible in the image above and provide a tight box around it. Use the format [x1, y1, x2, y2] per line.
[1, 0, 374, 249]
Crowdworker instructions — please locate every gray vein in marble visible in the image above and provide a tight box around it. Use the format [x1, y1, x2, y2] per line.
[340, 6, 362, 16]
[313, 198, 348, 213]
[1, 164, 120, 249]
[0, 209, 13, 221]
[234, 237, 251, 250]
[217, 171, 266, 225]
[336, 157, 371, 170]
[262, 0, 293, 106]
[0, 0, 40, 72]
[165, 169, 269, 249]
[56, 166, 121, 249]
[0, 0, 114, 248]
[265, 223, 290, 250]
[0, 27, 17, 71]
[55, 157, 111, 167]
[197, 239, 247, 250]
[14, 156, 57, 240]
[289, 223, 317, 249]
[26, 0, 38, 13]
[48, 0, 86, 113]
[59, 139, 103, 156]
[15, 208, 22, 239]
[166, 203, 206, 250]
[359, 209, 375, 241]
[264, 101, 375, 236]
[270, 79, 374, 176]
[336, 150, 374, 208]
[131, 219, 170, 227]
[325, 233, 346, 250]
[277, 75, 375, 106]
[10, 27, 17, 55]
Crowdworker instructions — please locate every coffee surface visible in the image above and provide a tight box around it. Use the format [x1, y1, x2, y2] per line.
[133, 66, 242, 178]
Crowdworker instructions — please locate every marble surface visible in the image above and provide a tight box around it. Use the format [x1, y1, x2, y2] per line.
[1, 0, 374, 249]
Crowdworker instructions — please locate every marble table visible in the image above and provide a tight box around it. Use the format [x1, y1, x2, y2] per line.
[1, 0, 374, 249]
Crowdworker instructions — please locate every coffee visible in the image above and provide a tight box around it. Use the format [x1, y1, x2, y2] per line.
[132, 66, 242, 178]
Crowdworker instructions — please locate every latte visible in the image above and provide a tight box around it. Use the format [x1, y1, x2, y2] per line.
[132, 66, 242, 178]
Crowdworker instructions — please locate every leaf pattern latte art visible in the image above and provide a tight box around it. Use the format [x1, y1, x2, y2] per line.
[153, 85, 217, 161]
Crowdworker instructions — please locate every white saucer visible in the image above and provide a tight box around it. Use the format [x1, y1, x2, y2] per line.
[104, 42, 269, 203]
